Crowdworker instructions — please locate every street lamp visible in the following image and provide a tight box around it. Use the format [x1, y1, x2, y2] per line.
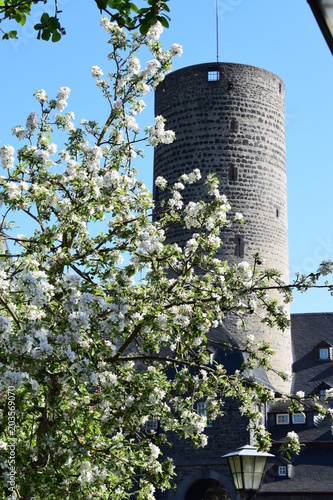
[308, 0, 333, 55]
[223, 444, 274, 499]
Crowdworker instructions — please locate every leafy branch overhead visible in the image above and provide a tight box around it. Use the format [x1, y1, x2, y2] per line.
[0, 0, 170, 41]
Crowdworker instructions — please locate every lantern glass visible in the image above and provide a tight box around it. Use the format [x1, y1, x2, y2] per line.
[228, 456, 243, 489]
[223, 445, 274, 493]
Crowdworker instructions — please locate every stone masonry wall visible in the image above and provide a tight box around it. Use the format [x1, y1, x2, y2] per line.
[155, 399, 247, 500]
[154, 62, 291, 392]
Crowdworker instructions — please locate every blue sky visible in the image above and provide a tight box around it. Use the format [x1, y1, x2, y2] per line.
[1, 0, 333, 313]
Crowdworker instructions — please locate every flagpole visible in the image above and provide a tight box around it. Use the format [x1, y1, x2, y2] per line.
[216, 0, 219, 64]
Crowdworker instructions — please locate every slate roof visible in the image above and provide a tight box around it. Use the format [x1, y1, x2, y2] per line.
[207, 325, 276, 390]
[258, 313, 333, 496]
[208, 325, 244, 375]
[291, 313, 333, 396]
[267, 400, 333, 443]
[259, 446, 333, 494]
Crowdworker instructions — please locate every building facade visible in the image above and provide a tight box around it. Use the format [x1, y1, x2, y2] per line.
[153, 64, 333, 499]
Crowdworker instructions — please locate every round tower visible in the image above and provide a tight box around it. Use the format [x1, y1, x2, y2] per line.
[154, 62, 291, 392]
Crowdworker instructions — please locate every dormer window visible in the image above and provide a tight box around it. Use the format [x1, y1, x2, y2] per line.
[278, 465, 287, 477]
[276, 413, 289, 425]
[319, 389, 327, 400]
[319, 348, 329, 360]
[292, 413, 306, 424]
[316, 341, 332, 361]
[316, 382, 332, 400]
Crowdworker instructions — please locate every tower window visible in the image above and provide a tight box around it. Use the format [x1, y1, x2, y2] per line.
[279, 83, 282, 94]
[228, 81, 233, 91]
[229, 165, 238, 182]
[208, 70, 220, 82]
[230, 119, 239, 132]
[234, 235, 244, 257]
[276, 208, 279, 218]
[154, 186, 159, 205]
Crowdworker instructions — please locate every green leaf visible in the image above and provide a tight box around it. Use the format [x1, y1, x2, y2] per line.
[145, 11, 155, 21]
[51, 30, 61, 42]
[40, 12, 50, 24]
[8, 30, 18, 39]
[49, 17, 61, 30]
[97, 0, 108, 8]
[14, 12, 27, 26]
[41, 29, 51, 41]
[139, 22, 150, 35]
[159, 16, 169, 28]
[129, 2, 138, 12]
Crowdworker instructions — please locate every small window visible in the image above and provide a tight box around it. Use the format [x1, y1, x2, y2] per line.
[316, 341, 332, 361]
[319, 348, 329, 360]
[319, 389, 327, 400]
[228, 81, 233, 91]
[276, 208, 279, 218]
[154, 186, 159, 205]
[234, 235, 245, 258]
[197, 402, 212, 427]
[276, 413, 289, 425]
[230, 119, 239, 132]
[279, 83, 282, 94]
[229, 165, 238, 182]
[292, 413, 305, 424]
[145, 419, 158, 431]
[278, 465, 287, 477]
[208, 70, 220, 82]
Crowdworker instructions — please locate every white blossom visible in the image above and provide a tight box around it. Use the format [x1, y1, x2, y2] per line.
[0, 145, 14, 168]
[155, 176, 167, 189]
[34, 89, 48, 103]
[26, 112, 38, 133]
[318, 260, 333, 276]
[146, 21, 163, 41]
[146, 116, 174, 146]
[170, 43, 183, 56]
[12, 125, 26, 139]
[91, 65, 104, 78]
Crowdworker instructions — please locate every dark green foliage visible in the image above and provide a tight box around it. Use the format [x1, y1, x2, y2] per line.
[0, 0, 170, 42]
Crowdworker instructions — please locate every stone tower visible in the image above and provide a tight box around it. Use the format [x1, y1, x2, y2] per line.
[153, 62, 291, 392]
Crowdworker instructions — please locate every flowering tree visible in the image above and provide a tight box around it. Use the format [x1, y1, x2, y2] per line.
[1, 13, 333, 500]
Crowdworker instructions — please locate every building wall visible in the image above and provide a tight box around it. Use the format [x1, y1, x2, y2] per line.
[154, 62, 291, 392]
[156, 400, 248, 500]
